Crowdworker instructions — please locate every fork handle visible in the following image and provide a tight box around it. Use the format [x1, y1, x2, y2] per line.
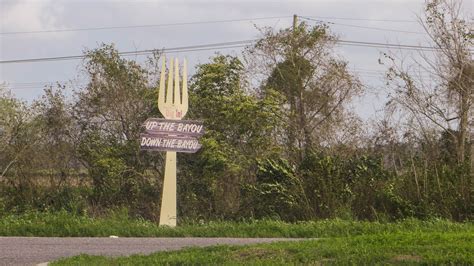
[159, 151, 177, 227]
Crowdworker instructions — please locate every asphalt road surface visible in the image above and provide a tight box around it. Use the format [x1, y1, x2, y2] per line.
[0, 237, 301, 265]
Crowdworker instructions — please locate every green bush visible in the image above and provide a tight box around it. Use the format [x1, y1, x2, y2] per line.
[243, 159, 308, 221]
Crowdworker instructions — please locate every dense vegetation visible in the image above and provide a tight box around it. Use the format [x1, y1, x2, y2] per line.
[0, 0, 472, 223]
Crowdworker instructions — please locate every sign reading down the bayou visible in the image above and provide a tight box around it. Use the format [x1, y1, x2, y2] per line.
[141, 118, 204, 153]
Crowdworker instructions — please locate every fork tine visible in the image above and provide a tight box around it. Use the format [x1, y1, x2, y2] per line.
[158, 56, 166, 107]
[182, 58, 188, 109]
[166, 56, 174, 104]
[174, 58, 181, 105]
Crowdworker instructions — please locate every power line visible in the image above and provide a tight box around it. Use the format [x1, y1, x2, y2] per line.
[337, 40, 472, 53]
[0, 15, 418, 36]
[2, 37, 472, 65]
[0, 40, 253, 64]
[300, 16, 425, 35]
[302, 15, 417, 23]
[336, 40, 439, 50]
[0, 67, 436, 90]
[0, 16, 292, 36]
[3, 80, 84, 86]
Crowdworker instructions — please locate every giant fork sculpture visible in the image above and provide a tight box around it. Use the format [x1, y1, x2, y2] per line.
[158, 56, 188, 227]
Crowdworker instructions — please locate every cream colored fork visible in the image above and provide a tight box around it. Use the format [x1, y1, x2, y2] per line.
[158, 56, 188, 227]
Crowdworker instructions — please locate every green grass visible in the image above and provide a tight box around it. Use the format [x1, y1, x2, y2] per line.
[51, 230, 474, 265]
[0, 210, 472, 238]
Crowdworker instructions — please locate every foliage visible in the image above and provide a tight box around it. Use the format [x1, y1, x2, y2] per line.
[383, 0, 473, 164]
[243, 159, 308, 221]
[178, 55, 283, 219]
[248, 22, 362, 161]
[0, 88, 45, 211]
[73, 44, 162, 219]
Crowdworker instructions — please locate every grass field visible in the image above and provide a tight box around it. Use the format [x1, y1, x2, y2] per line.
[0, 210, 472, 238]
[51, 230, 473, 265]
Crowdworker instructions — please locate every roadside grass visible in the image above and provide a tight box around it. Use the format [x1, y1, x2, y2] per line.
[51, 230, 474, 265]
[0, 210, 472, 238]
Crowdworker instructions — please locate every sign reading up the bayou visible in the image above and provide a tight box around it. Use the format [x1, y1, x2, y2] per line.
[140, 56, 204, 227]
[141, 118, 204, 153]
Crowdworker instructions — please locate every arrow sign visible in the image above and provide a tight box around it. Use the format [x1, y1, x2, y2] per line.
[143, 118, 204, 137]
[140, 133, 202, 153]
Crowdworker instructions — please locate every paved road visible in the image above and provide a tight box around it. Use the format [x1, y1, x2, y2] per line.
[0, 237, 301, 265]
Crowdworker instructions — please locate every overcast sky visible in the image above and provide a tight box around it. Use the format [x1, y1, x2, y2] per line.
[1, 0, 468, 120]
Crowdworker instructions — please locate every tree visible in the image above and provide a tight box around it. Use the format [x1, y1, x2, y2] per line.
[247, 21, 362, 162]
[32, 86, 76, 189]
[180, 55, 282, 218]
[75, 44, 157, 143]
[384, 0, 473, 164]
[0, 88, 37, 179]
[382, 0, 473, 220]
[0, 87, 48, 210]
[73, 44, 162, 217]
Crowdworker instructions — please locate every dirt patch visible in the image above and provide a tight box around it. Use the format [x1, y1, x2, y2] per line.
[391, 254, 423, 262]
[311, 258, 335, 266]
[232, 247, 287, 261]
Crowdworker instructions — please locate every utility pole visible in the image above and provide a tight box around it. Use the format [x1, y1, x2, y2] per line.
[293, 14, 298, 32]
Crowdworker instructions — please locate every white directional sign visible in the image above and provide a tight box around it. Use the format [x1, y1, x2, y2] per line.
[140, 118, 204, 153]
[143, 118, 204, 137]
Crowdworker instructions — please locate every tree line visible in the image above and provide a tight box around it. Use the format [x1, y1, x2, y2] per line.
[0, 0, 472, 221]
